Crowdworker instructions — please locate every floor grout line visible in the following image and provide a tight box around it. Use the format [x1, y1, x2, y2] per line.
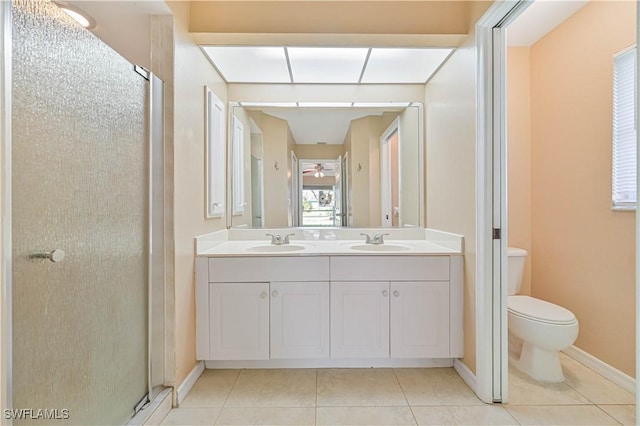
[561, 376, 601, 406]
[393, 368, 419, 425]
[500, 404, 524, 425]
[167, 365, 635, 425]
[593, 404, 626, 426]
[561, 353, 636, 395]
[213, 369, 241, 425]
[511, 362, 634, 407]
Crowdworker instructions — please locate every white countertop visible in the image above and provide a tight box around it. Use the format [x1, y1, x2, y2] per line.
[197, 238, 460, 257]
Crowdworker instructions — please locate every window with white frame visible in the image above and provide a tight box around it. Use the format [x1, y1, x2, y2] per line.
[612, 46, 637, 210]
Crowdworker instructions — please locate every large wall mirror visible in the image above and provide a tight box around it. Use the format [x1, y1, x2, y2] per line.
[226, 102, 423, 228]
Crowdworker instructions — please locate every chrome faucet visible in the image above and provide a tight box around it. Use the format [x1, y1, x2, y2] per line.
[360, 233, 389, 245]
[266, 233, 295, 245]
[371, 233, 389, 245]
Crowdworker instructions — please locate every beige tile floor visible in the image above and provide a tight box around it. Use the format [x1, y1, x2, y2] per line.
[160, 354, 636, 425]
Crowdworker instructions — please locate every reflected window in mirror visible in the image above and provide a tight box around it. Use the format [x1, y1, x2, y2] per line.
[300, 158, 343, 227]
[302, 188, 337, 226]
[227, 103, 423, 228]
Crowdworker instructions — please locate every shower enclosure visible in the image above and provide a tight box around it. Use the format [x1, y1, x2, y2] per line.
[6, 0, 166, 423]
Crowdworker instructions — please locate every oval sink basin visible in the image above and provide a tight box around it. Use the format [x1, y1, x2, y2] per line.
[246, 244, 307, 253]
[349, 244, 410, 252]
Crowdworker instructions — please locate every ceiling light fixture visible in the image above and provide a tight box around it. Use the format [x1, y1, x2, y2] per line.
[314, 163, 325, 178]
[54, 2, 96, 29]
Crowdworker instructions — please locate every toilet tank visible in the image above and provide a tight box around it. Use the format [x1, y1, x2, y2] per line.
[507, 247, 528, 295]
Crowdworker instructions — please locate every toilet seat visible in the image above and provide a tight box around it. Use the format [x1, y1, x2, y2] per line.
[508, 295, 576, 325]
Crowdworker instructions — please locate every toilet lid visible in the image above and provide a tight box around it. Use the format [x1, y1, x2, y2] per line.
[508, 295, 577, 324]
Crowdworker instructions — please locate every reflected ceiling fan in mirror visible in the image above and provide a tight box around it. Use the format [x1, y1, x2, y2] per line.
[226, 102, 424, 229]
[302, 163, 335, 178]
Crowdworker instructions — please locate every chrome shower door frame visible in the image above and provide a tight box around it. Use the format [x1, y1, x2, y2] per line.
[0, 0, 12, 416]
[0, 2, 167, 417]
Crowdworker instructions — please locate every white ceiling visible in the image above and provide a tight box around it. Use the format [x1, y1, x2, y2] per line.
[507, 0, 589, 47]
[246, 105, 406, 145]
[202, 46, 453, 84]
[65, 1, 171, 68]
[66, 0, 171, 17]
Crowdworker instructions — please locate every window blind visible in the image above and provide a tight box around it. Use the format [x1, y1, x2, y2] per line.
[612, 47, 637, 209]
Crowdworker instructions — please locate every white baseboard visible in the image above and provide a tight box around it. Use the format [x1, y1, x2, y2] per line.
[454, 358, 477, 394]
[176, 361, 205, 406]
[205, 358, 454, 369]
[127, 387, 172, 426]
[563, 345, 636, 394]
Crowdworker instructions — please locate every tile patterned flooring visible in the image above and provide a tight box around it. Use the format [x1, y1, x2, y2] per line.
[160, 354, 636, 425]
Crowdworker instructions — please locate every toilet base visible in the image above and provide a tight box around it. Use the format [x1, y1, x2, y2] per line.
[511, 342, 565, 382]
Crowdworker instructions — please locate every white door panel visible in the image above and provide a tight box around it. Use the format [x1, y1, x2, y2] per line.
[209, 283, 269, 360]
[331, 281, 390, 358]
[390, 281, 450, 358]
[271, 281, 330, 359]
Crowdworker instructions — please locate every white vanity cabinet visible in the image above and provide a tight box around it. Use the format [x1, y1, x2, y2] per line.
[270, 281, 330, 359]
[196, 253, 463, 366]
[331, 281, 390, 358]
[209, 282, 269, 360]
[330, 256, 457, 359]
[331, 280, 451, 359]
[390, 281, 450, 358]
[195, 256, 331, 361]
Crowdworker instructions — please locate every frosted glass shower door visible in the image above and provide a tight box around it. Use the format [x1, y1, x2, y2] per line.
[12, 0, 149, 424]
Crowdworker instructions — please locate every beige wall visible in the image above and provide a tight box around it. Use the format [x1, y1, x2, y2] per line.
[344, 111, 421, 227]
[286, 125, 296, 226]
[424, 1, 492, 373]
[296, 144, 344, 160]
[399, 107, 420, 227]
[507, 47, 532, 296]
[345, 116, 381, 227]
[167, 1, 228, 387]
[527, 1, 636, 377]
[250, 112, 292, 228]
[345, 117, 364, 226]
[367, 117, 381, 226]
[71, 2, 167, 70]
[189, 1, 470, 36]
[390, 132, 399, 227]
[251, 133, 263, 160]
[343, 127, 353, 224]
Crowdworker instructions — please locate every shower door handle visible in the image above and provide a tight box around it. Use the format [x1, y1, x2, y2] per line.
[30, 249, 65, 263]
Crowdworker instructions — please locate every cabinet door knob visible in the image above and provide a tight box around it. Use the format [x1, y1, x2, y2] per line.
[382, 289, 389, 297]
[260, 291, 268, 299]
[393, 290, 400, 297]
[271, 290, 278, 298]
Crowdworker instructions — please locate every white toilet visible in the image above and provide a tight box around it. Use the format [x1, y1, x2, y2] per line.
[507, 247, 579, 382]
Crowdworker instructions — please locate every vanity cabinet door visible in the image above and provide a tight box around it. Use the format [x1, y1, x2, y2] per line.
[390, 281, 450, 358]
[270, 281, 330, 359]
[331, 281, 390, 358]
[209, 282, 269, 360]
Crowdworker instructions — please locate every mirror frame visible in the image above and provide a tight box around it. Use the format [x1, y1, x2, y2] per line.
[225, 101, 425, 228]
